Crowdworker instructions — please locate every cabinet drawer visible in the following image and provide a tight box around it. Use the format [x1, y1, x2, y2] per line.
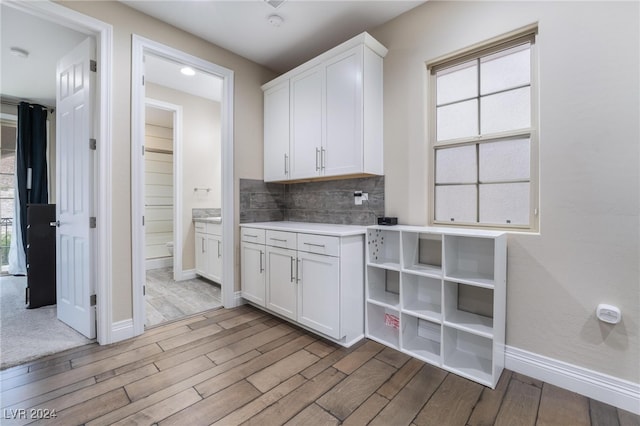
[194, 222, 206, 232]
[207, 223, 222, 235]
[241, 228, 265, 244]
[297, 233, 339, 257]
[266, 230, 296, 249]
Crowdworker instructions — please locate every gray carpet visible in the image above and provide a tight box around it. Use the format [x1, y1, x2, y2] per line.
[0, 275, 92, 370]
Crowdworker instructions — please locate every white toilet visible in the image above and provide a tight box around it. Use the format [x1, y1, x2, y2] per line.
[166, 241, 174, 256]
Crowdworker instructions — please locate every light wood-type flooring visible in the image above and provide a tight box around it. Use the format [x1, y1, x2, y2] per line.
[1, 305, 637, 425]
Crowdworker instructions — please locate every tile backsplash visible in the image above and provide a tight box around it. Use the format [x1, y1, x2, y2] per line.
[240, 176, 384, 226]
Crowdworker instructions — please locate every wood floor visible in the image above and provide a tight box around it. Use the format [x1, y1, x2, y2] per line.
[0, 305, 637, 426]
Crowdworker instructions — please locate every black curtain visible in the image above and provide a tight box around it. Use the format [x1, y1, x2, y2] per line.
[16, 102, 49, 253]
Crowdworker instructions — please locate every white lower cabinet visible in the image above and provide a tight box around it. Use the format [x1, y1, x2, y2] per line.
[365, 225, 506, 388]
[297, 251, 340, 339]
[194, 222, 222, 283]
[266, 245, 298, 321]
[241, 223, 364, 347]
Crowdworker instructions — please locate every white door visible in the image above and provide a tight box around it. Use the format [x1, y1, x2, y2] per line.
[290, 67, 323, 180]
[241, 242, 265, 307]
[324, 47, 363, 176]
[265, 246, 297, 320]
[264, 81, 290, 182]
[297, 252, 341, 339]
[56, 38, 96, 339]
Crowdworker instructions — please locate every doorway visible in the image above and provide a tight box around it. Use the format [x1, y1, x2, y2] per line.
[132, 36, 235, 335]
[0, 1, 113, 356]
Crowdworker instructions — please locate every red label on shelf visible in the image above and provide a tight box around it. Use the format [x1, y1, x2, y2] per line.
[384, 313, 399, 330]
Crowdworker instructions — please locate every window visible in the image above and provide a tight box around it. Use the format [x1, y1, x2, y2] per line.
[428, 29, 538, 230]
[1, 115, 17, 272]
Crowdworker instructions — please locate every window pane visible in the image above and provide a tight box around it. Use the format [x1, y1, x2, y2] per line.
[0, 174, 14, 198]
[480, 86, 530, 134]
[479, 182, 529, 225]
[435, 145, 477, 184]
[437, 99, 478, 141]
[435, 184, 477, 223]
[436, 60, 477, 105]
[0, 150, 16, 174]
[1, 125, 17, 151]
[479, 138, 530, 182]
[480, 44, 530, 95]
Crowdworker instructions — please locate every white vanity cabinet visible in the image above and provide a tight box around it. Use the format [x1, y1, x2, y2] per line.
[240, 228, 266, 306]
[240, 222, 365, 347]
[194, 221, 222, 283]
[262, 32, 387, 182]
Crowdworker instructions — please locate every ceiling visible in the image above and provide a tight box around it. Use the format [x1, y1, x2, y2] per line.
[1, 1, 425, 107]
[121, 0, 426, 73]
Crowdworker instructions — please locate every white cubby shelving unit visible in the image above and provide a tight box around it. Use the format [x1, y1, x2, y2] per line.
[365, 225, 506, 388]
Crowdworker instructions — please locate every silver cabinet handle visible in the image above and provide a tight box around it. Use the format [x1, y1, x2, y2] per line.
[290, 256, 295, 282]
[270, 237, 287, 242]
[297, 258, 301, 282]
[49, 221, 60, 227]
[284, 153, 288, 175]
[321, 147, 326, 169]
[218, 240, 221, 258]
[259, 250, 264, 273]
[315, 147, 320, 171]
[244, 233, 258, 238]
[202, 238, 205, 253]
[304, 242, 325, 248]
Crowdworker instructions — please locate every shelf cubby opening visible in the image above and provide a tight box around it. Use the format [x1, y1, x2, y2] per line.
[401, 232, 443, 277]
[367, 266, 400, 308]
[444, 235, 495, 287]
[367, 229, 401, 269]
[443, 326, 493, 386]
[401, 273, 442, 322]
[366, 303, 400, 348]
[401, 314, 441, 365]
[443, 281, 493, 338]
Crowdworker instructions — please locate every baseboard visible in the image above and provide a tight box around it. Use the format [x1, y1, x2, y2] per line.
[234, 291, 246, 307]
[505, 345, 640, 414]
[145, 257, 172, 271]
[111, 319, 135, 343]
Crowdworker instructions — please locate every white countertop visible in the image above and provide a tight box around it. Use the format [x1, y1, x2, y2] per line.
[242, 221, 367, 237]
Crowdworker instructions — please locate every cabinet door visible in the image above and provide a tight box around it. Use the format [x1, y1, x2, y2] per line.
[297, 252, 341, 339]
[241, 242, 265, 306]
[264, 81, 290, 182]
[324, 47, 364, 177]
[290, 66, 323, 180]
[195, 232, 207, 277]
[266, 246, 297, 320]
[207, 235, 222, 283]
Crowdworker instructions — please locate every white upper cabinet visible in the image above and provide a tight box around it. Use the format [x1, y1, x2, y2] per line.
[264, 81, 291, 182]
[263, 32, 387, 182]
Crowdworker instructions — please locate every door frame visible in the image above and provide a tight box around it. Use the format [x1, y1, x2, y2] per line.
[131, 35, 235, 336]
[144, 98, 183, 278]
[5, 1, 114, 343]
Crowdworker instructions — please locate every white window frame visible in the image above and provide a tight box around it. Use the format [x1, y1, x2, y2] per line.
[427, 25, 539, 232]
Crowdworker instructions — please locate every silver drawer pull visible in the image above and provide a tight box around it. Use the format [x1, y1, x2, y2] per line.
[270, 238, 287, 242]
[304, 242, 325, 248]
[244, 234, 258, 238]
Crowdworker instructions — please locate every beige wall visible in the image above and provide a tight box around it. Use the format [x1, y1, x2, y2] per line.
[58, 1, 275, 322]
[371, 1, 639, 382]
[146, 83, 221, 270]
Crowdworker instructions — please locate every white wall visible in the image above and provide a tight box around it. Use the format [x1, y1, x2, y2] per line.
[371, 1, 639, 383]
[145, 83, 220, 271]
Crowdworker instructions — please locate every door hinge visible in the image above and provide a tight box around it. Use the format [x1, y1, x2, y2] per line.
[143, 285, 146, 296]
[142, 75, 145, 86]
[90, 217, 97, 228]
[142, 145, 145, 156]
[90, 60, 97, 72]
[90, 294, 97, 306]
[89, 138, 97, 150]
[142, 216, 145, 226]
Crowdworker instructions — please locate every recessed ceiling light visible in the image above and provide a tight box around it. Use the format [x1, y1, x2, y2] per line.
[180, 67, 195, 76]
[10, 47, 29, 58]
[267, 14, 284, 27]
